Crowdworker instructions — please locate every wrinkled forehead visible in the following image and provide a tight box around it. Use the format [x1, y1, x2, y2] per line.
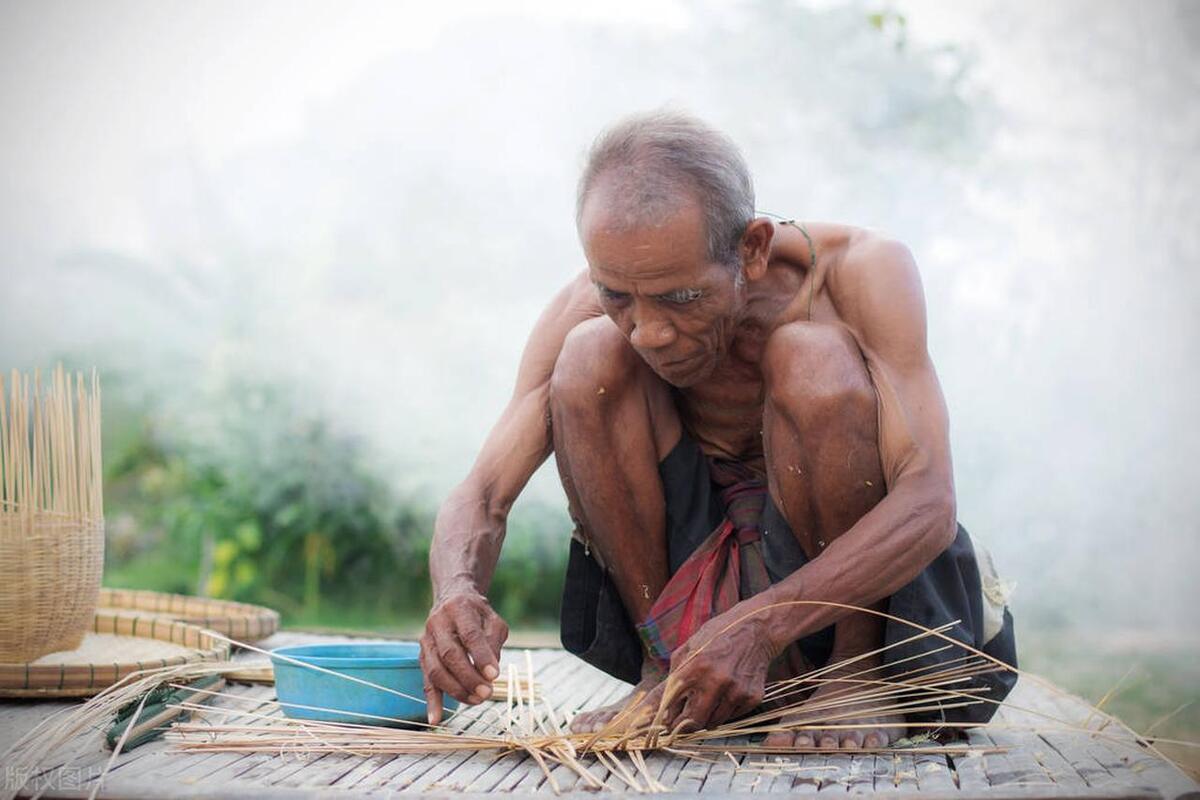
[580, 170, 700, 239]
[580, 184, 710, 283]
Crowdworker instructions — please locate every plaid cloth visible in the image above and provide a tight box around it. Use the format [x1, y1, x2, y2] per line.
[636, 458, 807, 680]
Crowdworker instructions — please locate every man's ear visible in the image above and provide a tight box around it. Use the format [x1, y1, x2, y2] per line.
[740, 218, 774, 281]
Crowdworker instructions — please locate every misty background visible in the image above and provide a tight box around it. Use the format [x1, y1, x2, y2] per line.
[1, 0, 1197, 731]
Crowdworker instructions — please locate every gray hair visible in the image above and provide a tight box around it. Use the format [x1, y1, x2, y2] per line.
[576, 110, 755, 269]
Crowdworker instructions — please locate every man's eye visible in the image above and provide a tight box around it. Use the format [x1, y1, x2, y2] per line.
[660, 289, 703, 305]
[599, 287, 629, 302]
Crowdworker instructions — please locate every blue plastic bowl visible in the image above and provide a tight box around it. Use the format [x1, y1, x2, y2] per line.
[270, 642, 458, 726]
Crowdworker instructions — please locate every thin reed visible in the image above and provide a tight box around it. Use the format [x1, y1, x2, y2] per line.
[0, 365, 104, 662]
[2, 602, 1193, 798]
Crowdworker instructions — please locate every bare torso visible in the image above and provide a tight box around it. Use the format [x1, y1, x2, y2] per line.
[569, 220, 865, 474]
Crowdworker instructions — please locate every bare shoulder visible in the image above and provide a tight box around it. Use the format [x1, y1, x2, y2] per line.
[827, 229, 929, 365]
[830, 229, 921, 302]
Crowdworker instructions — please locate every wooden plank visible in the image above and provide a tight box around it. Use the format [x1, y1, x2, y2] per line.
[914, 751, 957, 793]
[1080, 730, 1166, 793]
[466, 752, 529, 792]
[1039, 730, 1118, 787]
[817, 753, 854, 792]
[272, 752, 363, 789]
[672, 751, 717, 793]
[950, 748, 990, 792]
[326, 754, 400, 789]
[970, 727, 1045, 790]
[977, 729, 1057, 790]
[655, 749, 692, 793]
[1011, 729, 1088, 789]
[845, 752, 876, 794]
[789, 751, 827, 793]
[698, 745, 741, 794]
[726, 752, 759, 793]
[889, 752, 919, 792]
[871, 749, 897, 792]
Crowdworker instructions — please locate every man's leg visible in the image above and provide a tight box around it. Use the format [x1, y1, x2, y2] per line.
[760, 321, 901, 750]
[549, 317, 682, 733]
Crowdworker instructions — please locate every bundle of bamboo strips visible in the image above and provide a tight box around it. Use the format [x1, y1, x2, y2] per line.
[0, 365, 104, 662]
[2, 602, 1193, 799]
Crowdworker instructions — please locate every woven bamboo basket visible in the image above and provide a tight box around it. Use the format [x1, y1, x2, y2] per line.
[99, 587, 280, 643]
[0, 609, 230, 698]
[0, 367, 105, 663]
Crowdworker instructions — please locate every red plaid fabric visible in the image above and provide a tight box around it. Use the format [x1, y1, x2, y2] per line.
[636, 458, 807, 680]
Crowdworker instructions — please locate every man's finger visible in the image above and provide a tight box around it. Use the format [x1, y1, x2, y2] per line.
[425, 682, 445, 725]
[708, 692, 742, 728]
[453, 607, 501, 683]
[432, 626, 490, 700]
[422, 645, 473, 705]
[483, 612, 509, 656]
[660, 686, 688, 730]
[679, 689, 718, 731]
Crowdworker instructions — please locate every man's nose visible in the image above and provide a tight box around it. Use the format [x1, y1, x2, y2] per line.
[628, 310, 677, 350]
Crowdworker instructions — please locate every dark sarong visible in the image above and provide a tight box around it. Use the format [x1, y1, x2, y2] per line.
[559, 431, 1018, 726]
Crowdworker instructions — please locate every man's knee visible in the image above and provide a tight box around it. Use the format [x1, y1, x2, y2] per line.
[550, 317, 641, 415]
[762, 322, 877, 426]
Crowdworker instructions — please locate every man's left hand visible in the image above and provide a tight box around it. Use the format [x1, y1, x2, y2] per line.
[637, 606, 776, 733]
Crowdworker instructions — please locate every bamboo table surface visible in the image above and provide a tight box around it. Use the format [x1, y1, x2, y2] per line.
[1, 631, 1196, 800]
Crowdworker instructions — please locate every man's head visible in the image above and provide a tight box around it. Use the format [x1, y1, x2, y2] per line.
[576, 110, 772, 387]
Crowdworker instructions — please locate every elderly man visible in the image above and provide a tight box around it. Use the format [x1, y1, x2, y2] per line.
[420, 111, 1016, 749]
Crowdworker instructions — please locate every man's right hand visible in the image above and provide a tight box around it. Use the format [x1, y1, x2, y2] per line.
[419, 589, 509, 725]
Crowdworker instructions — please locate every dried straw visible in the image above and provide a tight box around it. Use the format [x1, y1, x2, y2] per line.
[2, 601, 1194, 798]
[0, 365, 105, 662]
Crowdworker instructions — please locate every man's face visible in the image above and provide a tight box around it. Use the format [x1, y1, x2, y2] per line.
[581, 195, 744, 388]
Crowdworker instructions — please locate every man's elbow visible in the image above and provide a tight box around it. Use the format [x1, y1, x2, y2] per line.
[899, 471, 956, 558]
[921, 485, 957, 556]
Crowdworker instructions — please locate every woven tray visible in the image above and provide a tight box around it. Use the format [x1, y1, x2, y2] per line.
[98, 588, 280, 643]
[0, 610, 231, 698]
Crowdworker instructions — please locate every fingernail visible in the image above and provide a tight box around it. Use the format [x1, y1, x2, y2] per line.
[483, 665, 499, 680]
[475, 684, 491, 699]
[467, 694, 481, 704]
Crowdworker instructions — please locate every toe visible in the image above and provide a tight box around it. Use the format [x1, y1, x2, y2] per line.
[794, 733, 813, 748]
[819, 735, 838, 749]
[863, 731, 885, 749]
[763, 731, 793, 749]
[839, 731, 863, 749]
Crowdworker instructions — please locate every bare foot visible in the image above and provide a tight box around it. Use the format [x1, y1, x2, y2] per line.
[763, 655, 906, 750]
[570, 676, 662, 733]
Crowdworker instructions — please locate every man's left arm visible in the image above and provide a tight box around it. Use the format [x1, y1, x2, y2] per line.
[646, 236, 957, 729]
[751, 234, 957, 634]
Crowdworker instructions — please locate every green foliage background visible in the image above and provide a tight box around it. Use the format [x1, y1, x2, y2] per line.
[102, 376, 568, 632]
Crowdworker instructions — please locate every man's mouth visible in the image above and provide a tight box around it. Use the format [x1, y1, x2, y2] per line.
[661, 352, 702, 371]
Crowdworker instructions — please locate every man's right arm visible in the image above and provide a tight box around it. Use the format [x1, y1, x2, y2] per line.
[420, 270, 600, 723]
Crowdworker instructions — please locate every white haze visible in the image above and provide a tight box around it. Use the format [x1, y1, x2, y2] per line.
[0, 0, 1196, 635]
